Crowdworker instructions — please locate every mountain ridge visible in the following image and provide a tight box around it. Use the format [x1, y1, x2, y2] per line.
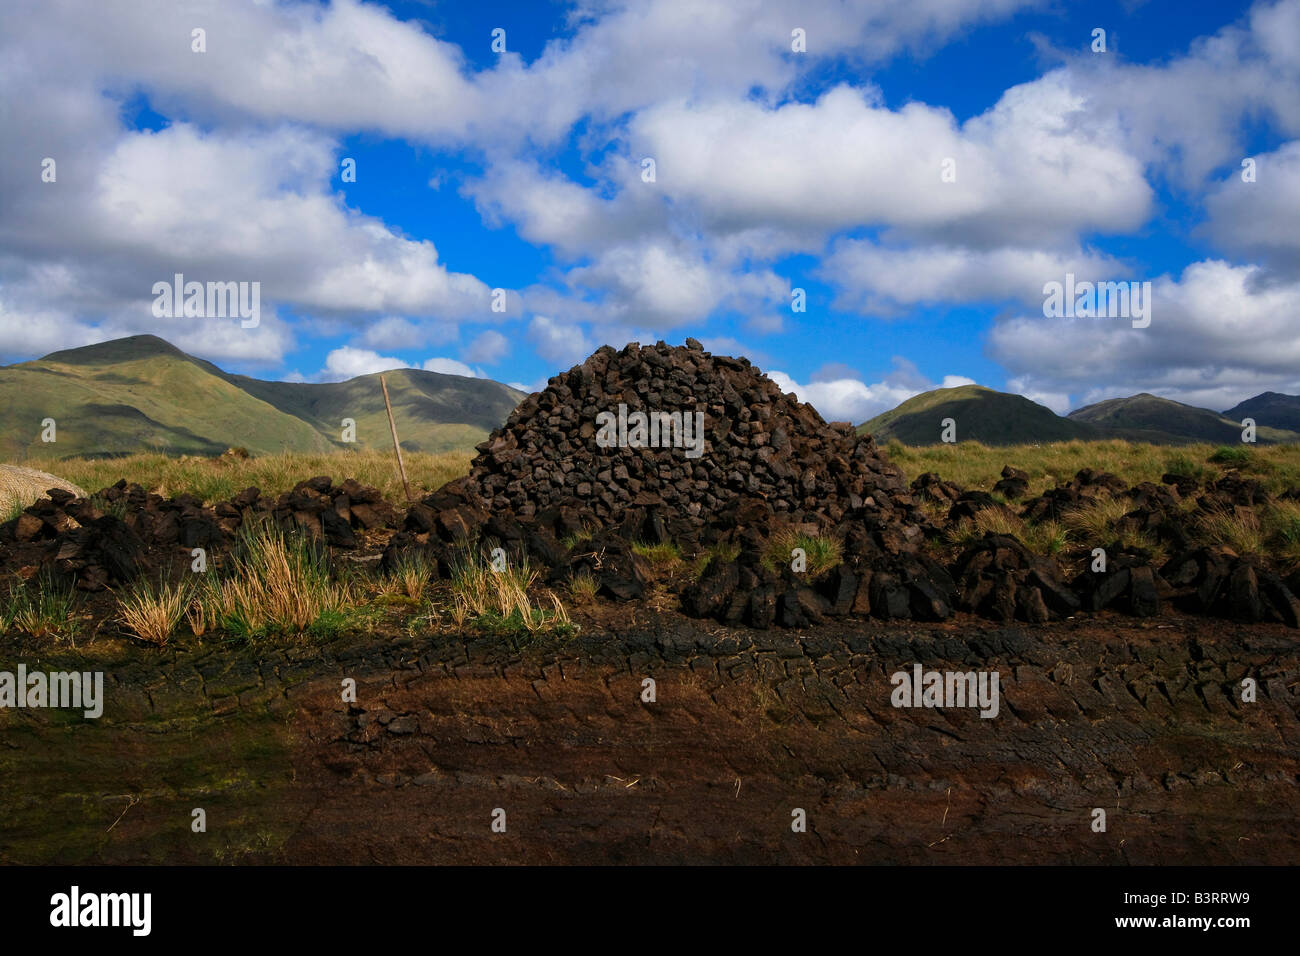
[860, 384, 1300, 446]
[8, 335, 1300, 455]
[0, 335, 525, 460]
[1223, 391, 1300, 435]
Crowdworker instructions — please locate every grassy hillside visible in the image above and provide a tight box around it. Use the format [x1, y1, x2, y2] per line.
[860, 385, 1098, 445]
[228, 367, 521, 454]
[1068, 393, 1300, 444]
[0, 338, 331, 459]
[0, 335, 525, 460]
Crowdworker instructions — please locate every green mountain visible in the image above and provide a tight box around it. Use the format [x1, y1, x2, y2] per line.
[859, 385, 1099, 445]
[1067, 393, 1300, 445]
[1222, 392, 1300, 435]
[0, 334, 525, 460]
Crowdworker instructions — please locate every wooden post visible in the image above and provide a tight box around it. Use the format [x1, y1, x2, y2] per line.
[380, 373, 413, 503]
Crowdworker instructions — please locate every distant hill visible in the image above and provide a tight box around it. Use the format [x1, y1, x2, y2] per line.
[0, 334, 525, 460]
[859, 385, 1099, 445]
[1223, 392, 1300, 435]
[1067, 393, 1300, 445]
[859, 385, 1300, 446]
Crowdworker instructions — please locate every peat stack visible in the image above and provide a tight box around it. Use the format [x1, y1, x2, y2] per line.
[446, 338, 917, 544]
[387, 340, 963, 625]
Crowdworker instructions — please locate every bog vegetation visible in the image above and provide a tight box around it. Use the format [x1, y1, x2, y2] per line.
[4, 439, 1300, 646]
[883, 439, 1300, 497]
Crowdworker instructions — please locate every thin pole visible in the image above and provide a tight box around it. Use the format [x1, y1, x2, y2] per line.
[380, 373, 412, 503]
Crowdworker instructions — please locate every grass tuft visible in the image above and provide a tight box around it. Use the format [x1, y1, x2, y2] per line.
[381, 552, 433, 601]
[1060, 494, 1133, 544]
[690, 541, 742, 580]
[86, 494, 128, 521]
[193, 518, 355, 640]
[1162, 452, 1214, 486]
[116, 576, 190, 645]
[2, 573, 80, 640]
[1264, 500, 1300, 568]
[945, 509, 1067, 557]
[1196, 505, 1263, 555]
[568, 572, 600, 603]
[447, 550, 576, 641]
[560, 525, 596, 550]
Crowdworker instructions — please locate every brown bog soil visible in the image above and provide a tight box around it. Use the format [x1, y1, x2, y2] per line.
[2, 608, 1297, 865]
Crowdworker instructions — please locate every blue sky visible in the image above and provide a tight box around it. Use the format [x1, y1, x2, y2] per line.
[3, 0, 1300, 421]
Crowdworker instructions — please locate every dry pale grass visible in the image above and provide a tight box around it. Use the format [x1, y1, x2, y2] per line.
[1264, 500, 1300, 568]
[1055, 493, 1167, 558]
[1196, 506, 1264, 556]
[184, 590, 209, 639]
[116, 578, 190, 645]
[19, 449, 472, 507]
[379, 552, 433, 601]
[448, 552, 573, 636]
[945, 508, 1067, 556]
[946, 507, 1017, 547]
[191, 520, 355, 639]
[1060, 494, 1135, 543]
[916, 498, 951, 525]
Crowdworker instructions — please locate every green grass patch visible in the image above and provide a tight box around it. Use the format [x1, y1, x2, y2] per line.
[631, 539, 683, 566]
[762, 530, 842, 578]
[1208, 445, 1255, 468]
[567, 572, 599, 603]
[467, 607, 580, 644]
[560, 526, 596, 550]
